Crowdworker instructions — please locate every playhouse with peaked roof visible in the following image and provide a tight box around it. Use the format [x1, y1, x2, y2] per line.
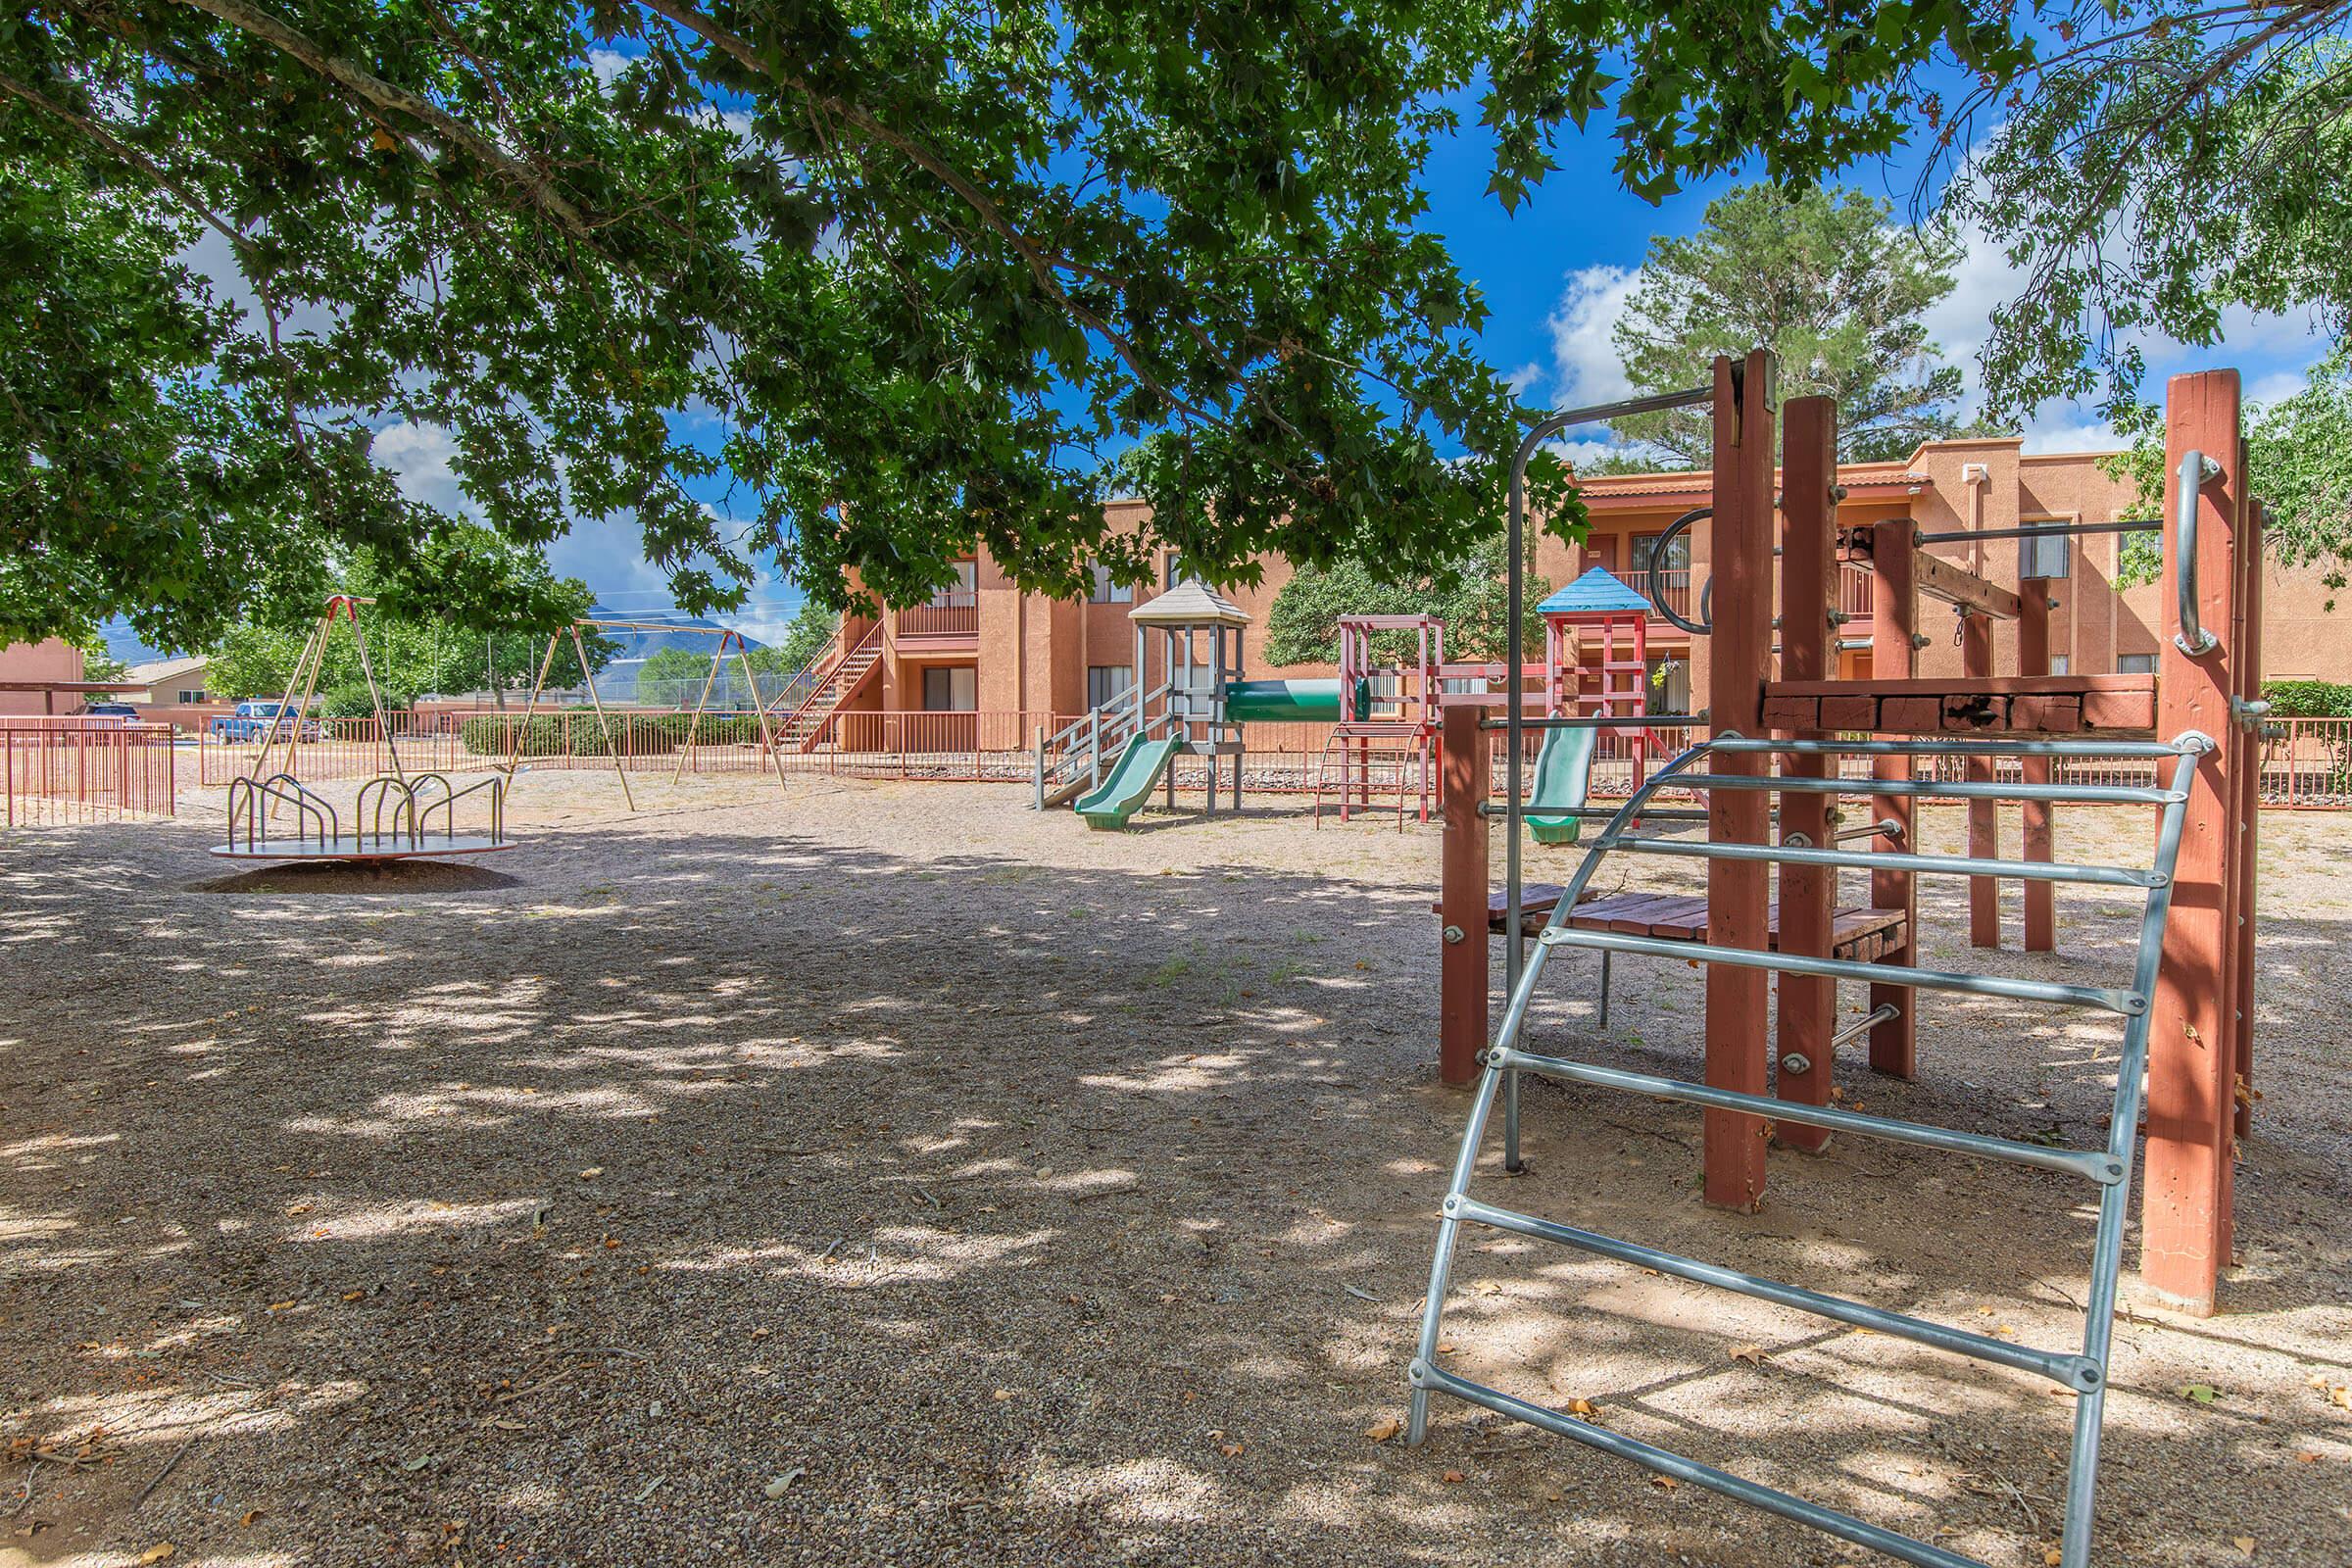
[1540, 565, 1655, 792]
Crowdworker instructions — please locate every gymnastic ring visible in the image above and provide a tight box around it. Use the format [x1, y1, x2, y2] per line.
[1645, 508, 1713, 636]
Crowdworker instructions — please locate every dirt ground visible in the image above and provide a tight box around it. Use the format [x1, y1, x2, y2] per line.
[3, 771, 2349, 1567]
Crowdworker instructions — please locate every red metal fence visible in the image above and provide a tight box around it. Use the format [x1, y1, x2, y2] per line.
[182, 707, 2352, 809]
[2, 721, 176, 824]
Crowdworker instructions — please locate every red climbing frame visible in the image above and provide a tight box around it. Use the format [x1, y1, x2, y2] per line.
[1436, 362, 2259, 1313]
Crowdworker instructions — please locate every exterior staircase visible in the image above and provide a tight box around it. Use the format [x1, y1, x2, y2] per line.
[764, 623, 885, 753]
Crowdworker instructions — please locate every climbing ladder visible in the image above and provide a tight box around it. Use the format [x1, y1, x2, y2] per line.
[1310, 720, 1434, 826]
[763, 622, 885, 753]
[1409, 730, 2213, 1568]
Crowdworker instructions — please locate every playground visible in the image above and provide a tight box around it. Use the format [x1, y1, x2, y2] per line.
[2, 773, 2348, 1566]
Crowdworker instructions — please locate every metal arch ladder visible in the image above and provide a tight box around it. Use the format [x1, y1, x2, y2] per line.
[1407, 730, 2214, 1568]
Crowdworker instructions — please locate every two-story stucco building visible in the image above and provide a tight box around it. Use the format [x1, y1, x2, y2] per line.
[789, 435, 2344, 734]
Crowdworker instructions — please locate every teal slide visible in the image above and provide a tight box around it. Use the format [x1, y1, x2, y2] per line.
[1525, 725, 1598, 845]
[1074, 736, 1185, 830]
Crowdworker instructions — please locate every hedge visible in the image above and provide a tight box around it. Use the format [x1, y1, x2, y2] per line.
[459, 710, 767, 758]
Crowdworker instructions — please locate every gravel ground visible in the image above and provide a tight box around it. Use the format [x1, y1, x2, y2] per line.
[2, 771, 2349, 1567]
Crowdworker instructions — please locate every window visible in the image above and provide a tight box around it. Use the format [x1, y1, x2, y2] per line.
[2118, 654, 2158, 674]
[1087, 664, 1135, 710]
[1089, 564, 1134, 604]
[2048, 655, 2071, 676]
[2021, 522, 2071, 581]
[177, 688, 208, 704]
[1631, 531, 1690, 574]
[928, 560, 977, 608]
[921, 665, 976, 711]
[1163, 551, 1183, 589]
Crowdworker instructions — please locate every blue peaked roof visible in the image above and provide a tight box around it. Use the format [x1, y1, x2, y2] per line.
[1538, 566, 1653, 616]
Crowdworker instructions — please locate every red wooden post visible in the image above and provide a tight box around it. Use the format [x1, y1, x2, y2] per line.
[1774, 395, 1837, 1153]
[2232, 503, 2264, 1138]
[1703, 351, 1777, 1210]
[2144, 369, 2244, 1316]
[1869, 520, 1920, 1079]
[1963, 609, 1999, 947]
[1439, 704, 1490, 1086]
[2017, 576, 2056, 951]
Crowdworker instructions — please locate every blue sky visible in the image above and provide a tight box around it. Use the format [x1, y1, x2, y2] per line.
[399, 94, 2334, 649]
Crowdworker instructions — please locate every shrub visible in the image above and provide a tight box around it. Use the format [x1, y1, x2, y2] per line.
[2261, 679, 2352, 718]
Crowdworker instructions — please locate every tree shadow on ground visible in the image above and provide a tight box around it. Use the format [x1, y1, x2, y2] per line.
[0, 814, 2347, 1567]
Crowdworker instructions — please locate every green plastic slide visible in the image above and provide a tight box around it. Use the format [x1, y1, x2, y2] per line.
[1525, 724, 1598, 845]
[1075, 735, 1185, 830]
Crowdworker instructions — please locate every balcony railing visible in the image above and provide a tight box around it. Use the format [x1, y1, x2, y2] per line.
[1839, 566, 1875, 620]
[897, 592, 978, 638]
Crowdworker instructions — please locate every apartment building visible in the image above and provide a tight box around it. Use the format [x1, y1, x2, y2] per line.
[817, 436, 2342, 728]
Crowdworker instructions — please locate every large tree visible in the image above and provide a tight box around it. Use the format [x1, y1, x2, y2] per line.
[1264, 537, 1546, 664]
[1605, 183, 1973, 466]
[1938, 10, 2352, 425]
[3, 0, 2049, 652]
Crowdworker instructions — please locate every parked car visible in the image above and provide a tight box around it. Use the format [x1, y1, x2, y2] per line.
[79, 702, 141, 724]
[210, 701, 321, 743]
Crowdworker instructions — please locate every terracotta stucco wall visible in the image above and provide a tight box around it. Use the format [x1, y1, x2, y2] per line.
[0, 639, 86, 715]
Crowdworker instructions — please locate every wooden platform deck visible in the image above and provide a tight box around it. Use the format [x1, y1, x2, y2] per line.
[1468, 884, 1906, 960]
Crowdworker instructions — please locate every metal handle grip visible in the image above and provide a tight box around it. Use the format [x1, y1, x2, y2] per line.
[2174, 450, 2220, 656]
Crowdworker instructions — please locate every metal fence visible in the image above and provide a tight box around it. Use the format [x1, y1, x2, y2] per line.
[1, 721, 176, 824]
[182, 707, 2352, 809]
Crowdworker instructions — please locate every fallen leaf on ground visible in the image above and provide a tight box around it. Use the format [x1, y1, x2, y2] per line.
[341, 1291, 364, 1302]
[1442, 1469, 1465, 1484]
[1364, 1417, 1402, 1443]
[239, 1510, 265, 1528]
[1730, 1345, 1770, 1365]
[1564, 1398, 1600, 1419]
[1650, 1476, 1678, 1492]
[762, 1468, 804, 1498]
[139, 1547, 174, 1564]
[991, 1389, 1013, 1401]
[579, 1168, 603, 1179]
[2294, 1451, 2321, 1463]
[2043, 1549, 2063, 1566]
[284, 1204, 312, 1216]
[2178, 1383, 2221, 1405]
[2233, 1537, 2256, 1557]
[1218, 1443, 1244, 1457]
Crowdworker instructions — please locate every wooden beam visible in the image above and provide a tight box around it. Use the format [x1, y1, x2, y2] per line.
[1964, 612, 1998, 948]
[1774, 396, 1838, 1154]
[2143, 368, 2243, 1317]
[1868, 519, 1919, 1081]
[1703, 351, 1776, 1211]
[1913, 549, 2024, 620]
[2018, 581, 2056, 952]
[1439, 705, 1489, 1087]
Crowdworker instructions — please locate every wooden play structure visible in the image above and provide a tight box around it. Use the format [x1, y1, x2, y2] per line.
[1417, 356, 2263, 1568]
[1311, 613, 1445, 825]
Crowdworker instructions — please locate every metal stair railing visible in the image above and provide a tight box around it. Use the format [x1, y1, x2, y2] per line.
[1408, 729, 2214, 1568]
[1034, 680, 1170, 808]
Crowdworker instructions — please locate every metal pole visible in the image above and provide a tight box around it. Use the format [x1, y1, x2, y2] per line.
[572, 625, 635, 812]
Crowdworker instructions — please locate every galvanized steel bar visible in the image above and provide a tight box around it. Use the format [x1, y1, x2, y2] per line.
[1534, 927, 2145, 1014]
[1446, 1194, 2101, 1388]
[1489, 1046, 2124, 1183]
[1829, 1003, 1902, 1051]
[1669, 771, 2183, 806]
[2055, 741, 2206, 1567]
[1408, 1363, 1991, 1568]
[1712, 735, 2206, 760]
[1591, 834, 2162, 887]
[1915, 519, 2159, 545]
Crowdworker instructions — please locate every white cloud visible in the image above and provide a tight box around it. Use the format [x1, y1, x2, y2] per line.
[1544, 265, 1639, 407]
